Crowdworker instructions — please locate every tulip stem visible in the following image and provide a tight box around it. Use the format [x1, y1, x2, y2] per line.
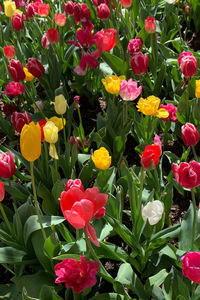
[0, 202, 13, 235]
[30, 162, 47, 241]
[77, 105, 85, 148]
[191, 189, 197, 249]
[192, 146, 198, 162]
[73, 292, 82, 300]
[61, 114, 67, 153]
[44, 142, 49, 176]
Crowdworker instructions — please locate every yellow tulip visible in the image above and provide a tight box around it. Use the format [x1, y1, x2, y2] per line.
[137, 95, 169, 118]
[102, 75, 126, 95]
[4, 1, 16, 17]
[54, 94, 67, 115]
[47, 116, 66, 131]
[43, 121, 58, 159]
[20, 122, 41, 162]
[195, 80, 200, 98]
[24, 68, 34, 82]
[92, 147, 111, 170]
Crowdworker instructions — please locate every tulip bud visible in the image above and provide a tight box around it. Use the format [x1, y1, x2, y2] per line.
[144, 16, 156, 34]
[64, 1, 75, 15]
[121, 0, 132, 8]
[54, 13, 66, 26]
[4, 45, 15, 59]
[65, 179, 84, 191]
[34, 100, 44, 112]
[12, 12, 24, 31]
[141, 144, 161, 169]
[54, 94, 67, 115]
[26, 58, 45, 78]
[37, 3, 50, 16]
[178, 52, 197, 78]
[11, 111, 31, 133]
[185, 4, 190, 15]
[8, 59, 25, 82]
[97, 4, 110, 20]
[130, 52, 148, 75]
[43, 121, 58, 159]
[0, 152, 16, 178]
[142, 200, 164, 225]
[20, 122, 41, 162]
[47, 28, 59, 43]
[181, 123, 199, 147]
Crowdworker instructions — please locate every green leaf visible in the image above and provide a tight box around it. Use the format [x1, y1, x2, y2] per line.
[153, 62, 166, 96]
[22, 287, 39, 300]
[0, 247, 26, 263]
[89, 293, 127, 300]
[39, 285, 62, 300]
[179, 202, 194, 251]
[101, 53, 126, 75]
[23, 215, 65, 244]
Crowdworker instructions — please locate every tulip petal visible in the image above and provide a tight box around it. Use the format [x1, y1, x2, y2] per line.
[72, 199, 94, 224]
[64, 209, 86, 229]
[84, 223, 100, 247]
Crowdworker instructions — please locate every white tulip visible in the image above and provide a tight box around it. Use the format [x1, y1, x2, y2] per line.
[142, 200, 164, 225]
[164, 0, 176, 4]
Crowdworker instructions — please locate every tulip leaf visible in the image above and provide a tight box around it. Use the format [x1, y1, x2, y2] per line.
[179, 202, 195, 251]
[89, 293, 127, 300]
[101, 52, 126, 75]
[0, 247, 26, 264]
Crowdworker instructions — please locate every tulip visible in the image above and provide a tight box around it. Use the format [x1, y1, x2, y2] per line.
[25, 3, 35, 18]
[195, 80, 200, 98]
[120, 79, 142, 101]
[37, 3, 49, 16]
[23, 67, 34, 81]
[12, 12, 24, 31]
[121, 0, 132, 8]
[55, 256, 99, 293]
[8, 59, 25, 82]
[2, 81, 25, 96]
[43, 121, 58, 159]
[172, 160, 200, 189]
[141, 144, 161, 169]
[164, 0, 176, 3]
[102, 75, 125, 94]
[3, 103, 18, 117]
[142, 200, 164, 225]
[11, 111, 31, 133]
[144, 16, 156, 34]
[73, 3, 90, 23]
[36, 119, 46, 142]
[33, 100, 44, 112]
[20, 122, 41, 162]
[0, 152, 16, 178]
[137, 95, 169, 118]
[54, 13, 66, 26]
[54, 94, 67, 115]
[4, 46, 15, 59]
[130, 52, 148, 75]
[41, 32, 50, 49]
[47, 28, 59, 44]
[64, 1, 75, 15]
[65, 179, 84, 192]
[0, 181, 5, 202]
[154, 134, 162, 152]
[4, 0, 16, 17]
[92, 147, 111, 170]
[97, 4, 110, 20]
[26, 58, 45, 78]
[178, 52, 197, 78]
[181, 123, 199, 147]
[127, 38, 143, 56]
[47, 116, 66, 131]
[60, 181, 108, 245]
[185, 4, 191, 15]
[96, 28, 116, 52]
[181, 252, 200, 284]
[160, 103, 177, 122]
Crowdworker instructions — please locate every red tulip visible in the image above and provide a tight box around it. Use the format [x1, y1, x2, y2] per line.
[0, 5, 1, 13]
[4, 46, 15, 59]
[127, 38, 143, 56]
[141, 144, 161, 169]
[181, 123, 199, 147]
[54, 13, 66, 26]
[121, 0, 132, 8]
[8, 59, 25, 82]
[47, 28, 59, 43]
[144, 16, 156, 34]
[26, 58, 45, 78]
[25, 4, 35, 19]
[0, 181, 5, 202]
[172, 160, 200, 189]
[11, 111, 31, 133]
[181, 252, 200, 284]
[178, 52, 197, 78]
[12, 12, 24, 31]
[185, 4, 191, 15]
[64, 1, 75, 15]
[2, 81, 25, 96]
[36, 119, 47, 142]
[55, 256, 99, 293]
[60, 180, 108, 246]
[73, 3, 90, 23]
[0, 152, 16, 178]
[97, 4, 110, 20]
[65, 179, 84, 192]
[96, 28, 116, 52]
[130, 52, 148, 75]
[41, 32, 50, 49]
[37, 3, 50, 16]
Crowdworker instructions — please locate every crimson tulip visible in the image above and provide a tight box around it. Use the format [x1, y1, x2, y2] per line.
[181, 123, 199, 147]
[141, 144, 161, 169]
[2, 81, 25, 96]
[11, 111, 31, 133]
[0, 152, 16, 178]
[3, 103, 18, 117]
[41, 32, 50, 49]
[181, 252, 200, 284]
[12, 12, 24, 31]
[64, 1, 75, 15]
[178, 52, 197, 78]
[47, 28, 59, 43]
[0, 181, 5, 202]
[128, 38, 143, 56]
[65, 179, 84, 192]
[130, 52, 148, 75]
[8, 59, 25, 82]
[26, 58, 45, 78]
[25, 4, 35, 19]
[172, 161, 200, 189]
[4, 46, 15, 59]
[97, 4, 110, 20]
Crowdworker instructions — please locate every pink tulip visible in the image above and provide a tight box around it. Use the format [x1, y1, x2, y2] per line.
[181, 252, 200, 284]
[119, 78, 142, 101]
